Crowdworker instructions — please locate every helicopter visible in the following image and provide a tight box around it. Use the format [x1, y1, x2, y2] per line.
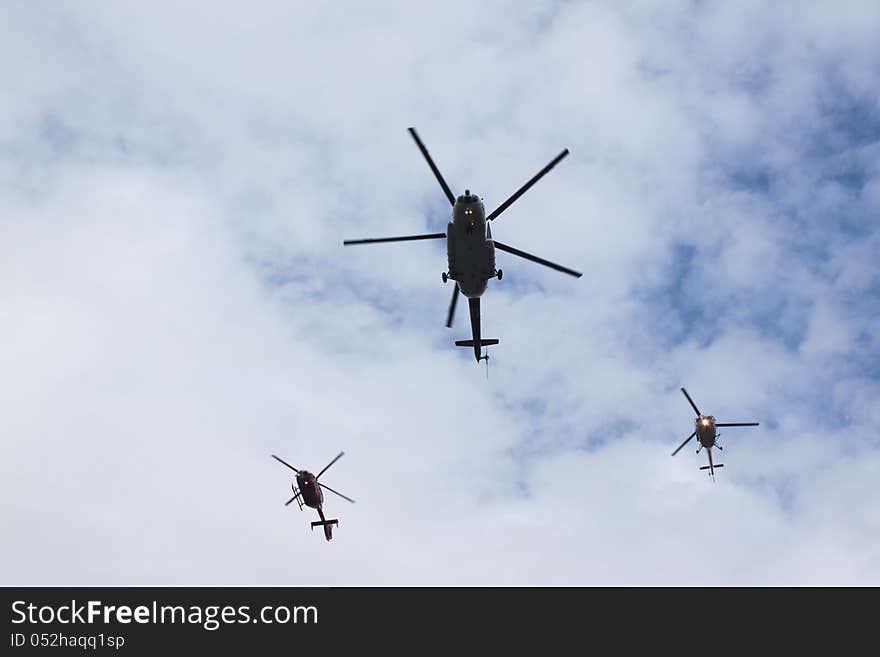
[671, 387, 759, 480]
[270, 452, 355, 541]
[344, 127, 582, 364]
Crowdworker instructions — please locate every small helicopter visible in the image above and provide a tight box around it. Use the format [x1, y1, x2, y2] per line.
[344, 127, 582, 364]
[270, 452, 355, 541]
[671, 387, 759, 479]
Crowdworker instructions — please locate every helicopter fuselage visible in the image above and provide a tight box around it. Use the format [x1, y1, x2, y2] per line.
[295, 471, 323, 509]
[695, 416, 717, 447]
[446, 192, 495, 298]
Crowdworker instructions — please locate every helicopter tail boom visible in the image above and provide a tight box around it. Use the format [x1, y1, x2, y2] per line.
[312, 507, 338, 541]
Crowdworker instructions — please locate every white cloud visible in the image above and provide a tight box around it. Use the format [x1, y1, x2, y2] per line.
[1, 1, 878, 584]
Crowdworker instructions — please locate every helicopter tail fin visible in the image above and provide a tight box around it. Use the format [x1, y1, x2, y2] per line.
[311, 518, 338, 541]
[454, 339, 499, 347]
[699, 464, 724, 470]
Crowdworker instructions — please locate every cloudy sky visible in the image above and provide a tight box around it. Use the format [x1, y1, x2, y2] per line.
[2, 1, 878, 585]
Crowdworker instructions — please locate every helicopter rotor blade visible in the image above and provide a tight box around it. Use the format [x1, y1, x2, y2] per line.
[680, 388, 701, 416]
[408, 127, 455, 206]
[271, 454, 299, 473]
[318, 482, 356, 504]
[316, 451, 345, 480]
[284, 494, 300, 506]
[716, 422, 760, 427]
[445, 285, 460, 328]
[671, 431, 697, 457]
[493, 240, 582, 277]
[486, 149, 569, 222]
[343, 233, 445, 246]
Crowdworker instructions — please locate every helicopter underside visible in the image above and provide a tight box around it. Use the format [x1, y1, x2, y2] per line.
[295, 473, 323, 508]
[696, 426, 717, 447]
[446, 221, 495, 298]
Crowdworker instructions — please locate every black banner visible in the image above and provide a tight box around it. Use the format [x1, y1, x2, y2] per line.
[1, 586, 871, 652]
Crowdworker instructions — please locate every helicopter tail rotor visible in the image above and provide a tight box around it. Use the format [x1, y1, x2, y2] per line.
[310, 518, 339, 536]
[312, 508, 338, 541]
[480, 348, 491, 379]
[455, 338, 499, 370]
[699, 463, 724, 482]
[700, 447, 722, 480]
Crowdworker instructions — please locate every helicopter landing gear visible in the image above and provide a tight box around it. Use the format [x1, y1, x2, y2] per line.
[496, 269, 503, 280]
[442, 272, 448, 283]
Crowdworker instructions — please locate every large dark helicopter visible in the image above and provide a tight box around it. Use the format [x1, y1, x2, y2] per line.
[344, 127, 582, 363]
[271, 452, 355, 541]
[671, 388, 759, 479]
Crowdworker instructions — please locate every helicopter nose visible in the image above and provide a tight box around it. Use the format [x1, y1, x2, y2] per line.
[458, 189, 478, 204]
